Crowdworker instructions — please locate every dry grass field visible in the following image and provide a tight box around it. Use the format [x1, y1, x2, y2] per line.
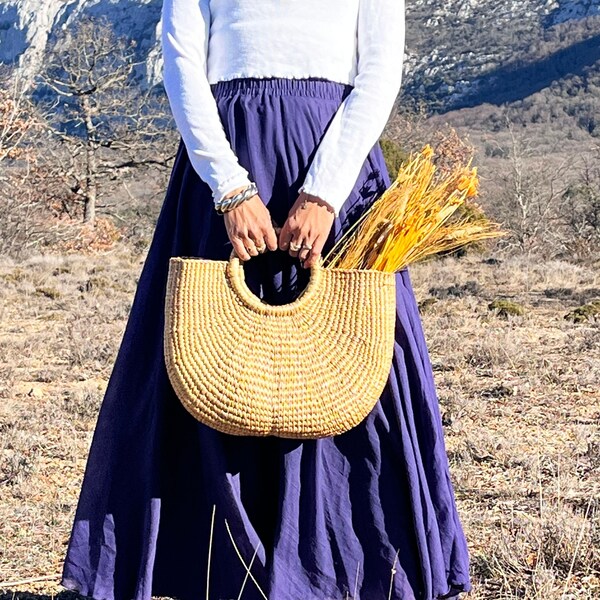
[0, 244, 599, 599]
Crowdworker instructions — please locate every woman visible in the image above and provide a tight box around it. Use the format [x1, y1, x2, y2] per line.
[60, 0, 473, 598]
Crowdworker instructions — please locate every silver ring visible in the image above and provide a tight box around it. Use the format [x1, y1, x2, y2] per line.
[289, 242, 302, 251]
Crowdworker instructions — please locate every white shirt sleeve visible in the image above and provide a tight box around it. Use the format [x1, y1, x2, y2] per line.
[298, 0, 406, 217]
[161, 0, 252, 204]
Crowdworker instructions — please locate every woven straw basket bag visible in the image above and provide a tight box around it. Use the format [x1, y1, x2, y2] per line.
[163, 250, 397, 439]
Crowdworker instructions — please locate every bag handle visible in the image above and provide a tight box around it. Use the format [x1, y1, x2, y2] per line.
[226, 248, 324, 315]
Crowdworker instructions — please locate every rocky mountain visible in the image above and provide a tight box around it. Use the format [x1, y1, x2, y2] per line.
[404, 0, 600, 111]
[1, 0, 600, 117]
[0, 0, 163, 86]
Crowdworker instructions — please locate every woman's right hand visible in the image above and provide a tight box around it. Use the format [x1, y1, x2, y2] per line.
[222, 186, 279, 261]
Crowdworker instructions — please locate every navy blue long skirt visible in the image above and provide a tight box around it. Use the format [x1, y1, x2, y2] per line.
[60, 77, 472, 600]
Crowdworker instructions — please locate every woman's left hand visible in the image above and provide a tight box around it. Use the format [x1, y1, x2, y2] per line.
[278, 192, 336, 268]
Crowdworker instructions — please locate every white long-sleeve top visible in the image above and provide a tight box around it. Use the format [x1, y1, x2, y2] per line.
[161, 0, 405, 217]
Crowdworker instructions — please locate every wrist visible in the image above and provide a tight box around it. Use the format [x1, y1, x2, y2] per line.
[215, 181, 258, 214]
[224, 185, 250, 199]
[299, 191, 336, 216]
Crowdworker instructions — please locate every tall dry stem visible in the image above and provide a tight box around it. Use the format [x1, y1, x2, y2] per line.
[324, 144, 506, 272]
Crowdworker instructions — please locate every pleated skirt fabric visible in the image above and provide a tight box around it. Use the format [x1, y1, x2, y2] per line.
[59, 76, 472, 600]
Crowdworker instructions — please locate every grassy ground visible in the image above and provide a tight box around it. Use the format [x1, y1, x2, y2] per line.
[0, 246, 598, 599]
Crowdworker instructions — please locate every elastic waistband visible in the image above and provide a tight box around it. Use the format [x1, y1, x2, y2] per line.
[209, 76, 354, 101]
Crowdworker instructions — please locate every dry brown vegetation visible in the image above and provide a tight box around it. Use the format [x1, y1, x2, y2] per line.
[0, 242, 598, 599]
[1, 22, 599, 597]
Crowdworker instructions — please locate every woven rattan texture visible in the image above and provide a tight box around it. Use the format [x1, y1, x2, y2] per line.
[163, 254, 397, 439]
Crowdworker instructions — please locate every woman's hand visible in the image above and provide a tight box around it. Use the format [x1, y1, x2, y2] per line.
[278, 192, 336, 268]
[222, 186, 279, 261]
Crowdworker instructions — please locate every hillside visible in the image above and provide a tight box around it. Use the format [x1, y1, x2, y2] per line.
[2, 0, 600, 131]
[1, 249, 599, 598]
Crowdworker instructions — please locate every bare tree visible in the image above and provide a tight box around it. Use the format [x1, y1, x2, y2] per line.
[37, 16, 175, 223]
[561, 143, 600, 256]
[0, 67, 39, 166]
[489, 113, 575, 257]
[0, 67, 48, 257]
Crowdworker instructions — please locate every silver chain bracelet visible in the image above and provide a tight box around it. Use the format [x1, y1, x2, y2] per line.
[214, 182, 258, 215]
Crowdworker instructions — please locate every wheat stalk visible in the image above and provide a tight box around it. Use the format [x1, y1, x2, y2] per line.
[323, 144, 506, 271]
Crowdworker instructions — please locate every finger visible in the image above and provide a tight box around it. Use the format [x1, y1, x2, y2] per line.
[288, 237, 302, 257]
[232, 238, 251, 261]
[289, 231, 309, 258]
[256, 240, 269, 254]
[242, 236, 259, 257]
[302, 251, 320, 269]
[302, 235, 326, 268]
[254, 216, 277, 252]
[278, 224, 293, 251]
[263, 225, 279, 251]
[297, 238, 314, 262]
[248, 231, 267, 253]
[272, 217, 283, 238]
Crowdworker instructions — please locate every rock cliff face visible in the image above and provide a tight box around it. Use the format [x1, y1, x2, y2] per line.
[0, 0, 163, 87]
[547, 0, 600, 24]
[1, 0, 599, 108]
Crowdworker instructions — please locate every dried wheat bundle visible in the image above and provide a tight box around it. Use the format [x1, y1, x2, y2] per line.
[323, 144, 506, 272]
